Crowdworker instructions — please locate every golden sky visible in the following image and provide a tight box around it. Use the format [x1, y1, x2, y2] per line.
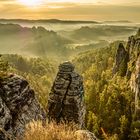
[0, 0, 140, 22]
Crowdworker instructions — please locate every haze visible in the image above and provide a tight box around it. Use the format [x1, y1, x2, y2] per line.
[0, 0, 140, 22]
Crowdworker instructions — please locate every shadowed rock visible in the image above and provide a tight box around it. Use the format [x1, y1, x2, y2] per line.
[47, 61, 85, 128]
[0, 74, 46, 139]
[113, 43, 129, 76]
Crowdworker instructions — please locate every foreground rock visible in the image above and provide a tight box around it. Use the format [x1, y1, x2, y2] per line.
[75, 130, 98, 140]
[0, 74, 46, 139]
[47, 61, 85, 128]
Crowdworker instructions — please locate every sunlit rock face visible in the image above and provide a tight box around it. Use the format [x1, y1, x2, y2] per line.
[47, 62, 85, 128]
[130, 57, 140, 120]
[126, 36, 140, 60]
[0, 74, 46, 139]
[122, 28, 140, 120]
[113, 29, 140, 121]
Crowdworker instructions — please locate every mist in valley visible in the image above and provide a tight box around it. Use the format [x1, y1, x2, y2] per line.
[0, 20, 139, 62]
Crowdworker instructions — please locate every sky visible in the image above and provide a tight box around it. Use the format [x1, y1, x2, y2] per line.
[0, 0, 140, 22]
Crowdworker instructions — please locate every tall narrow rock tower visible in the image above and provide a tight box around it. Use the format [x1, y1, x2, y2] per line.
[47, 62, 85, 128]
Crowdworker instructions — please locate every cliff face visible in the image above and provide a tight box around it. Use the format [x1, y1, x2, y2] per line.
[0, 74, 46, 139]
[130, 56, 140, 120]
[126, 30, 140, 119]
[114, 28, 140, 77]
[47, 62, 85, 128]
[113, 28, 140, 120]
[126, 36, 140, 60]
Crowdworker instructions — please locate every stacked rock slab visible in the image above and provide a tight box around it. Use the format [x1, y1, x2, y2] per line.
[47, 62, 85, 128]
[0, 74, 46, 139]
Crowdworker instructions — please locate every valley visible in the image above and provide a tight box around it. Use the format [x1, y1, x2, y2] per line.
[0, 19, 140, 139]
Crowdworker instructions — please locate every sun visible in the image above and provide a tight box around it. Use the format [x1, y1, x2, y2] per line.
[18, 0, 43, 7]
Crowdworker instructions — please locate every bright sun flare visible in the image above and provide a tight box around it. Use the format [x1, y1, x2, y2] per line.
[18, 0, 43, 7]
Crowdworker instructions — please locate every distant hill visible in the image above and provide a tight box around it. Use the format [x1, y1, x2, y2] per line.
[0, 23, 73, 60]
[0, 22, 138, 61]
[0, 19, 99, 24]
[103, 20, 132, 24]
[70, 25, 137, 41]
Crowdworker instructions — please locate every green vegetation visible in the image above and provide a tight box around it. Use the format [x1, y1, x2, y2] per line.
[2, 54, 56, 108]
[0, 22, 139, 139]
[0, 55, 9, 78]
[73, 42, 138, 139]
[3, 39, 139, 139]
[70, 25, 137, 41]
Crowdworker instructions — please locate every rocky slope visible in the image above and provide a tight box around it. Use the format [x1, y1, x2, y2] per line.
[113, 28, 140, 120]
[0, 74, 46, 139]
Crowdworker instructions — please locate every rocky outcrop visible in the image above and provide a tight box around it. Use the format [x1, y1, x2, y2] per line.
[113, 29, 140, 120]
[126, 36, 140, 60]
[47, 61, 85, 128]
[113, 29, 140, 77]
[113, 29, 140, 122]
[0, 74, 46, 139]
[113, 43, 129, 76]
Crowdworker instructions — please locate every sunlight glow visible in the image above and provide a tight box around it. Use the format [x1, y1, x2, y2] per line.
[18, 0, 43, 7]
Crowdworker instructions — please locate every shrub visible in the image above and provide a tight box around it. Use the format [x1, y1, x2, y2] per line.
[22, 121, 83, 140]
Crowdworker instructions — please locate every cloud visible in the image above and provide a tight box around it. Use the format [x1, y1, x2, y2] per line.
[0, 1, 140, 22]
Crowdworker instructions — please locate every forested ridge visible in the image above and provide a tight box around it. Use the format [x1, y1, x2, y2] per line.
[0, 29, 140, 139]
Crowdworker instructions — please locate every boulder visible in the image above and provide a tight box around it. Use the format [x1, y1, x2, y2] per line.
[75, 130, 98, 140]
[0, 74, 46, 139]
[47, 61, 85, 128]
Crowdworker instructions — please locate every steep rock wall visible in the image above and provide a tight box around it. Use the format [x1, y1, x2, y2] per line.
[47, 62, 85, 128]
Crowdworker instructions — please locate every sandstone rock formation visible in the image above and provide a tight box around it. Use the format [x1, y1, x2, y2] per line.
[130, 56, 140, 120]
[0, 74, 46, 139]
[113, 29, 140, 121]
[113, 29, 140, 77]
[126, 36, 140, 60]
[113, 43, 129, 76]
[47, 61, 85, 128]
[75, 130, 98, 140]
